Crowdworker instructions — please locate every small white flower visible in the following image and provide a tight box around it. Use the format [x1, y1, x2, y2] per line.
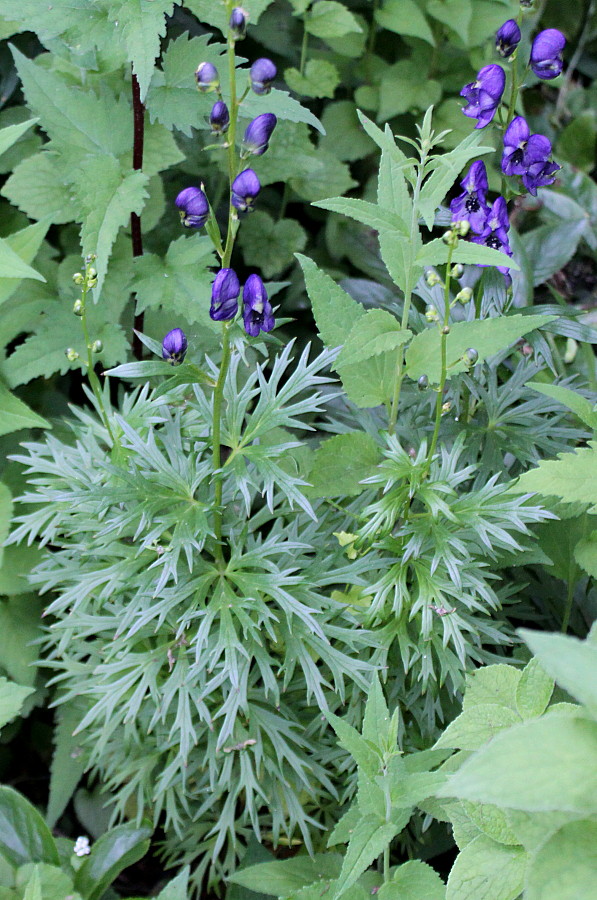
[73, 836, 91, 857]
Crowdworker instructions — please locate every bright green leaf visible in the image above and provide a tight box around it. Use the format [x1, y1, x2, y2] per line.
[0, 785, 59, 868]
[306, 1, 362, 40]
[375, 0, 435, 45]
[73, 822, 152, 900]
[306, 433, 381, 498]
[520, 630, 597, 719]
[336, 310, 411, 368]
[446, 835, 526, 900]
[0, 679, 35, 731]
[509, 441, 597, 513]
[284, 60, 340, 99]
[377, 859, 445, 900]
[525, 819, 597, 900]
[238, 211, 307, 278]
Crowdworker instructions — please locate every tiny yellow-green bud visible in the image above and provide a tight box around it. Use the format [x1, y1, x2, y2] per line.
[87, 266, 97, 279]
[85, 253, 97, 265]
[73, 300, 84, 316]
[425, 305, 439, 322]
[456, 220, 470, 236]
[65, 347, 79, 361]
[425, 270, 442, 287]
[72, 272, 84, 285]
[441, 401, 452, 414]
[463, 347, 479, 366]
[442, 229, 454, 244]
[90, 340, 103, 353]
[456, 287, 473, 303]
[451, 263, 464, 278]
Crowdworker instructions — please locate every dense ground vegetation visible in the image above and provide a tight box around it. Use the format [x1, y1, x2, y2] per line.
[0, 0, 596, 898]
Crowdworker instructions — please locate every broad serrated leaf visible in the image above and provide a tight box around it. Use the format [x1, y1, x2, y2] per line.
[375, 0, 435, 44]
[306, 433, 381, 498]
[284, 60, 340, 99]
[0, 382, 50, 436]
[463, 665, 521, 712]
[2, 152, 76, 224]
[0, 678, 34, 731]
[336, 310, 410, 368]
[107, 1, 177, 102]
[46, 701, 88, 829]
[529, 382, 597, 430]
[314, 198, 409, 236]
[298, 254, 366, 348]
[319, 102, 377, 162]
[446, 835, 526, 900]
[460, 801, 520, 847]
[74, 155, 149, 298]
[333, 817, 400, 899]
[227, 855, 343, 895]
[509, 441, 597, 512]
[416, 238, 519, 271]
[132, 233, 216, 325]
[377, 860, 445, 900]
[306, 1, 362, 40]
[328, 803, 361, 847]
[417, 133, 492, 227]
[238, 211, 307, 278]
[575, 531, 597, 579]
[525, 820, 597, 900]
[515, 658, 554, 720]
[0, 118, 38, 158]
[156, 866, 190, 900]
[519, 630, 597, 719]
[405, 314, 556, 383]
[435, 704, 521, 751]
[0, 238, 44, 284]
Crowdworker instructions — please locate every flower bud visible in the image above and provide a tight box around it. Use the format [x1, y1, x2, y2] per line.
[195, 61, 220, 92]
[456, 287, 473, 303]
[242, 113, 277, 156]
[417, 374, 429, 391]
[210, 268, 240, 322]
[425, 270, 441, 287]
[175, 186, 209, 228]
[91, 340, 103, 353]
[530, 29, 566, 80]
[442, 401, 452, 414]
[87, 267, 97, 279]
[442, 325, 450, 335]
[243, 274, 275, 336]
[162, 328, 188, 365]
[250, 58, 277, 95]
[455, 220, 470, 236]
[85, 253, 96, 265]
[231, 169, 261, 212]
[209, 100, 230, 134]
[65, 347, 79, 361]
[229, 7, 248, 39]
[425, 306, 439, 322]
[73, 300, 84, 316]
[463, 347, 478, 366]
[450, 263, 464, 278]
[72, 272, 84, 285]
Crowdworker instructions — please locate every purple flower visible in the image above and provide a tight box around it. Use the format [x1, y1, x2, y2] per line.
[175, 186, 209, 228]
[209, 100, 230, 134]
[450, 161, 490, 234]
[195, 61, 219, 92]
[250, 58, 277, 95]
[242, 113, 277, 156]
[162, 328, 187, 365]
[210, 269, 240, 322]
[522, 158, 561, 196]
[229, 6, 248, 39]
[461, 64, 505, 128]
[231, 169, 261, 212]
[501, 117, 551, 174]
[472, 197, 513, 273]
[531, 29, 566, 79]
[243, 275, 275, 336]
[495, 19, 521, 58]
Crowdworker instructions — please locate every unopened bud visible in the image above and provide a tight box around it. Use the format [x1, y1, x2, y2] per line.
[426, 270, 441, 287]
[456, 287, 473, 303]
[441, 401, 452, 414]
[417, 374, 429, 391]
[450, 263, 464, 278]
[455, 220, 470, 236]
[65, 347, 79, 361]
[442, 229, 455, 244]
[85, 253, 96, 265]
[72, 272, 84, 285]
[229, 7, 248, 39]
[425, 305, 439, 322]
[442, 325, 450, 335]
[73, 300, 84, 316]
[90, 340, 103, 353]
[463, 347, 479, 366]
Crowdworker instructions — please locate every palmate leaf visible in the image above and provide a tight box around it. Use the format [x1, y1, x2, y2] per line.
[107, 1, 179, 102]
[305, 433, 381, 498]
[0, 0, 117, 55]
[2, 151, 77, 224]
[0, 221, 49, 309]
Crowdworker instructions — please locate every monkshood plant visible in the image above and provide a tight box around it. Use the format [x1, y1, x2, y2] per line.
[4, 6, 591, 898]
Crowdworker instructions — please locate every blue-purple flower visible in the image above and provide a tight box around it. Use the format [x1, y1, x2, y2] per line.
[209, 100, 229, 134]
[472, 197, 513, 273]
[495, 19, 521, 58]
[195, 61, 219, 92]
[175, 186, 209, 228]
[210, 269, 240, 322]
[231, 169, 261, 212]
[450, 161, 490, 234]
[162, 328, 187, 365]
[242, 113, 277, 156]
[250, 58, 277, 95]
[522, 157, 560, 195]
[243, 275, 275, 336]
[530, 29, 566, 79]
[461, 64, 505, 128]
[229, 6, 248, 39]
[501, 116, 551, 175]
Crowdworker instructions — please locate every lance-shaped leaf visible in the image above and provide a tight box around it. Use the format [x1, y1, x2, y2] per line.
[416, 238, 519, 271]
[314, 197, 409, 236]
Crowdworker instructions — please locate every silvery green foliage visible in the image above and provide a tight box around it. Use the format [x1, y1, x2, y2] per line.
[11, 341, 552, 886]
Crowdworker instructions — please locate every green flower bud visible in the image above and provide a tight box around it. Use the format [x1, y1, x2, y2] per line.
[72, 272, 84, 285]
[417, 374, 429, 391]
[87, 267, 97, 279]
[73, 300, 84, 316]
[442, 325, 450, 335]
[426, 270, 442, 287]
[450, 263, 464, 278]
[463, 347, 478, 366]
[456, 287, 473, 303]
[65, 347, 79, 361]
[90, 340, 103, 353]
[425, 305, 439, 322]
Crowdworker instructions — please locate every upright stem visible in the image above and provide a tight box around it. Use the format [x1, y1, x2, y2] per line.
[426, 242, 455, 467]
[131, 70, 145, 360]
[299, 19, 309, 75]
[78, 263, 116, 444]
[212, 323, 232, 561]
[388, 155, 427, 433]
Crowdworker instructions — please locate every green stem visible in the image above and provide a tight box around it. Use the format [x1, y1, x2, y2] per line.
[78, 263, 115, 444]
[561, 577, 575, 634]
[383, 846, 390, 883]
[426, 242, 455, 466]
[388, 154, 428, 433]
[367, 0, 380, 55]
[299, 19, 309, 75]
[212, 323, 232, 562]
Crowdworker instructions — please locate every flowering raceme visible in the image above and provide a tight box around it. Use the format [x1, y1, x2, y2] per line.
[461, 64, 505, 128]
[449, 161, 490, 234]
[530, 29, 566, 79]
